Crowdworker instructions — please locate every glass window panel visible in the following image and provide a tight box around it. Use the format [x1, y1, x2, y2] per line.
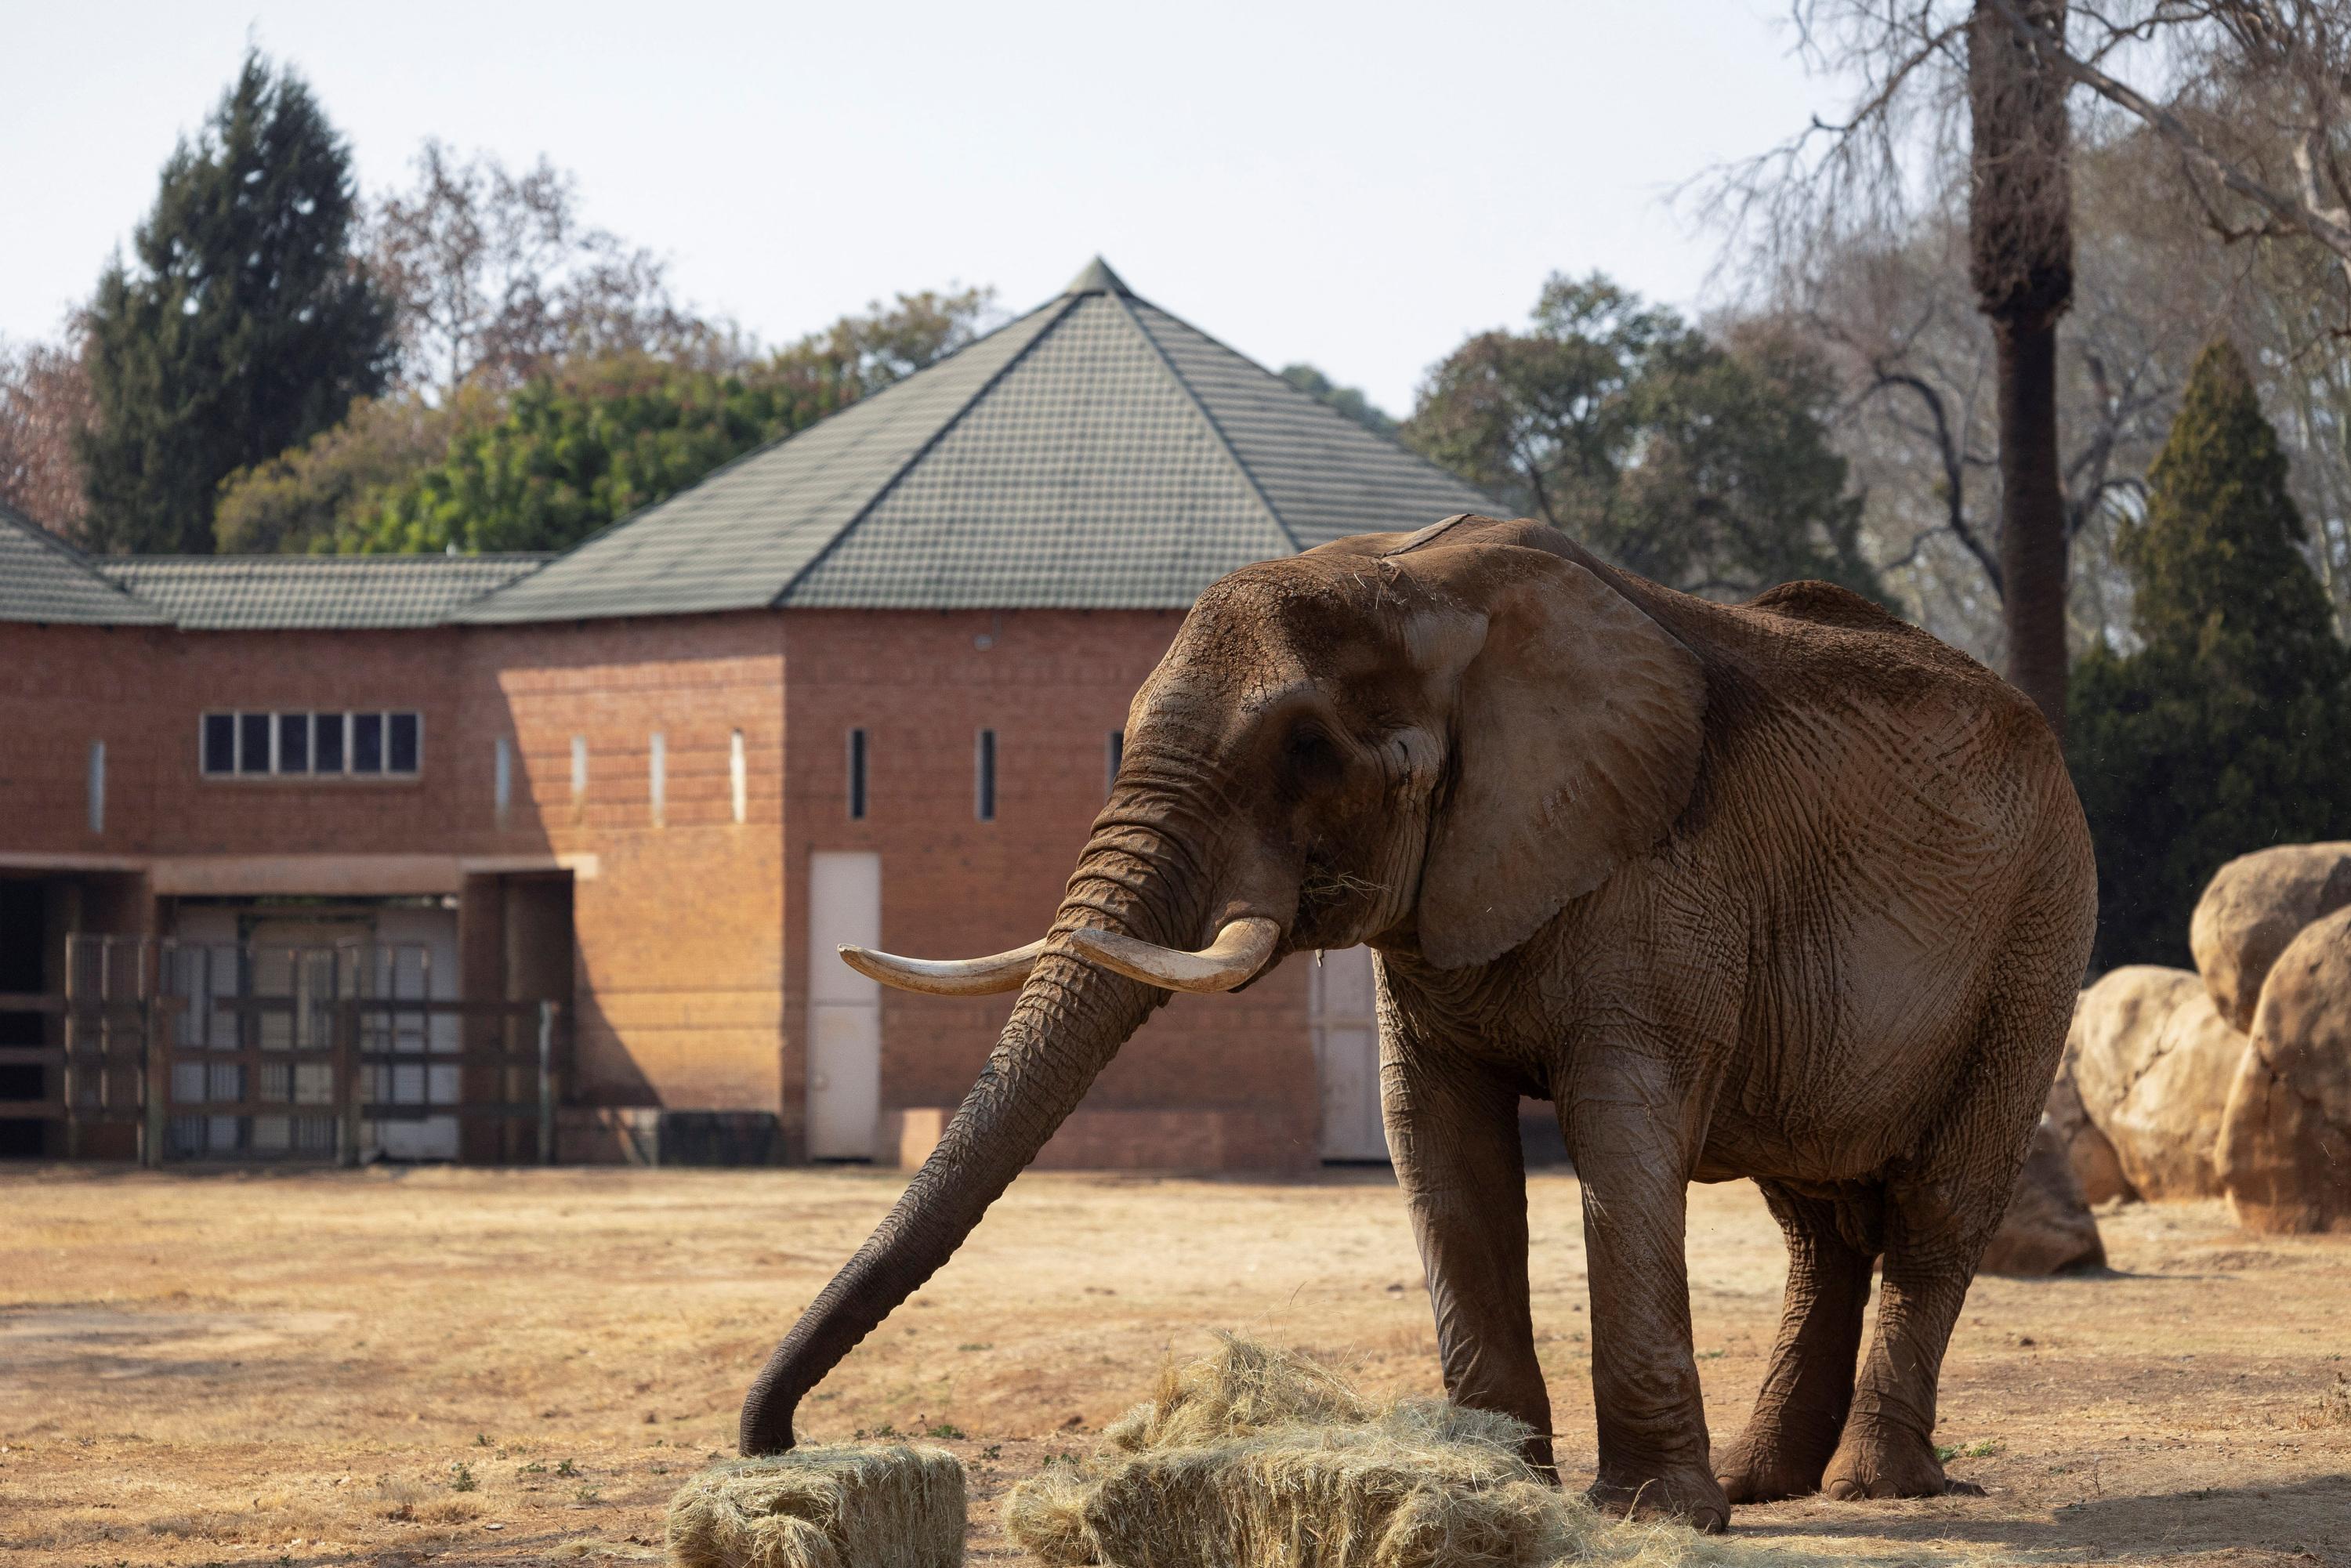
[313, 712, 345, 773]
[238, 712, 271, 774]
[202, 713, 235, 774]
[388, 712, 419, 773]
[277, 713, 310, 773]
[848, 728, 868, 820]
[976, 729, 996, 822]
[353, 712, 384, 773]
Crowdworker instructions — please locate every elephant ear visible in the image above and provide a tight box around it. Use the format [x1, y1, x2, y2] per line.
[1403, 542, 1707, 969]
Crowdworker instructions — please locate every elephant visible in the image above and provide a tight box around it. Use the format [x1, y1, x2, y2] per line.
[737, 513, 2099, 1533]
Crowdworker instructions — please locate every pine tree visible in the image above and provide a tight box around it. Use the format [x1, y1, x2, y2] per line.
[2068, 339, 2351, 969]
[78, 52, 393, 554]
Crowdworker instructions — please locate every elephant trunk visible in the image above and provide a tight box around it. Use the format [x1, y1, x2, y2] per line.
[737, 818, 1219, 1455]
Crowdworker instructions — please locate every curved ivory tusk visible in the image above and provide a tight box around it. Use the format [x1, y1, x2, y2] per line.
[1064, 917, 1282, 994]
[839, 938, 1046, 996]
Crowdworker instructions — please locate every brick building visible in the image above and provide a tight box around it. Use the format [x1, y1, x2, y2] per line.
[0, 259, 1489, 1169]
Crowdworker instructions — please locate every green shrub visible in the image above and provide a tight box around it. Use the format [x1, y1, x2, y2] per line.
[2067, 339, 2351, 969]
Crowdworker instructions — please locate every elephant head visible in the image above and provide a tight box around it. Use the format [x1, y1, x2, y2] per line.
[737, 514, 1706, 1454]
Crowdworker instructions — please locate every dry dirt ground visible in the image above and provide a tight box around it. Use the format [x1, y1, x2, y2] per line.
[2, 1164, 2347, 1568]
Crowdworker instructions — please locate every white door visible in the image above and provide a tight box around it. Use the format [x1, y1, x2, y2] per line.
[806, 851, 882, 1159]
[1311, 946, 1388, 1161]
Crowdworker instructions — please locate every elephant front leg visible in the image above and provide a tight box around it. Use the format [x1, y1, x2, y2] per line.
[1568, 1058, 1730, 1533]
[1383, 1048, 1555, 1474]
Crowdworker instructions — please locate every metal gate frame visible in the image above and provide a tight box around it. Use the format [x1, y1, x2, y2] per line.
[5, 936, 563, 1167]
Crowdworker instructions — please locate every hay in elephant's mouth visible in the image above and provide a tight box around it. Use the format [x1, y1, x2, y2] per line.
[665, 1443, 962, 1568]
[1003, 1334, 1824, 1568]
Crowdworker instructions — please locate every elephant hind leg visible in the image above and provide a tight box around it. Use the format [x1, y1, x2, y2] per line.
[1824, 994, 2070, 1500]
[1714, 1181, 1875, 1503]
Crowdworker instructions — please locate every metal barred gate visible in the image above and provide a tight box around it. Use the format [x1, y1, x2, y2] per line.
[20, 935, 562, 1167]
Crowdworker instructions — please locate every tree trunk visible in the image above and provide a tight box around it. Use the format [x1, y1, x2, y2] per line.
[1970, 0, 2075, 735]
[1995, 314, 2070, 733]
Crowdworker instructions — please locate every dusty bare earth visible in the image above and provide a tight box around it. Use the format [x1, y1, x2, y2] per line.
[2, 1164, 2346, 1568]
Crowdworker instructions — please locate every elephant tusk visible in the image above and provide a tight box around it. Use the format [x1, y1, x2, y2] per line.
[1064, 917, 1282, 994]
[838, 938, 1046, 996]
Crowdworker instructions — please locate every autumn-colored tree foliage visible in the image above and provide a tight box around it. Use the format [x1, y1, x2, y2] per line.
[2069, 339, 2351, 968]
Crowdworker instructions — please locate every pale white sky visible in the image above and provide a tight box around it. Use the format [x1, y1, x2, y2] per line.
[1, 0, 1850, 415]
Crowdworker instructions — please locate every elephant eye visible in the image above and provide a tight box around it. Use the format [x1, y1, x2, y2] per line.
[1285, 723, 1344, 787]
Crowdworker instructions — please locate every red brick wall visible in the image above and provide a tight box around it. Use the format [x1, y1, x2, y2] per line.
[1, 614, 788, 1118]
[470, 617, 784, 1110]
[781, 609, 1319, 1171]
[3, 607, 1326, 1170]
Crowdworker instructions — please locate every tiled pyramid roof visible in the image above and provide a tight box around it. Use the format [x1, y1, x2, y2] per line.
[0, 502, 165, 625]
[459, 259, 1490, 621]
[96, 553, 550, 630]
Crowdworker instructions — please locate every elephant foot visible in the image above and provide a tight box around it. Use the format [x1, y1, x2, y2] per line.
[1586, 1467, 1731, 1534]
[1819, 1418, 1954, 1501]
[1713, 1423, 1837, 1504]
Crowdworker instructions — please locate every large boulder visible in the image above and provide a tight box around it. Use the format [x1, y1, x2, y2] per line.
[2190, 842, 2351, 1032]
[2066, 965, 2248, 1200]
[2218, 906, 2351, 1234]
[1980, 1117, 2106, 1276]
[2044, 1059, 2133, 1205]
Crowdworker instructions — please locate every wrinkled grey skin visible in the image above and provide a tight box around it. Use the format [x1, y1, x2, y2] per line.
[739, 515, 2098, 1532]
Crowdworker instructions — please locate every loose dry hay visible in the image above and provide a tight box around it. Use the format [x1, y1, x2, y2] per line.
[665, 1443, 963, 1568]
[1005, 1335, 1825, 1568]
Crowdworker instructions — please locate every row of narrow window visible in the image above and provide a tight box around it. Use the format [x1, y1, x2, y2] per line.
[846, 729, 1125, 822]
[191, 716, 1128, 825]
[201, 711, 421, 777]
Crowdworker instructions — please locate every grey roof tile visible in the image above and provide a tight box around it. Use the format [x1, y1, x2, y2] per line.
[455, 297, 1074, 623]
[786, 292, 1292, 607]
[1125, 299, 1492, 549]
[460, 263, 1496, 621]
[0, 502, 166, 625]
[98, 553, 549, 630]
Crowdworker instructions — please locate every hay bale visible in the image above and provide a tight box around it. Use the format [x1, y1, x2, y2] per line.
[666, 1444, 964, 1568]
[1006, 1335, 1812, 1568]
[1006, 1338, 1562, 1568]
[2190, 841, 2351, 1031]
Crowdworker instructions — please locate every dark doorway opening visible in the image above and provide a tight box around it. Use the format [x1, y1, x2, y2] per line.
[1, 880, 50, 1157]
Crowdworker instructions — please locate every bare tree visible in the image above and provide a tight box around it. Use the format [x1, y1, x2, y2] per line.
[0, 324, 94, 538]
[1983, 1, 2351, 291]
[370, 141, 719, 397]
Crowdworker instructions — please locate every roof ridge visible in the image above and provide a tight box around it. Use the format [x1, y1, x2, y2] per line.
[766, 292, 1089, 607]
[458, 292, 1073, 621]
[103, 552, 556, 568]
[1109, 290, 1302, 555]
[0, 497, 164, 619]
[1123, 295, 1487, 505]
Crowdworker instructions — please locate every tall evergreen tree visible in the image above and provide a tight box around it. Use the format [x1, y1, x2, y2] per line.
[2069, 339, 2351, 968]
[78, 52, 393, 555]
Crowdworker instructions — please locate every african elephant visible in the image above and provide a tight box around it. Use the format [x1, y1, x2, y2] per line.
[738, 513, 2099, 1532]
